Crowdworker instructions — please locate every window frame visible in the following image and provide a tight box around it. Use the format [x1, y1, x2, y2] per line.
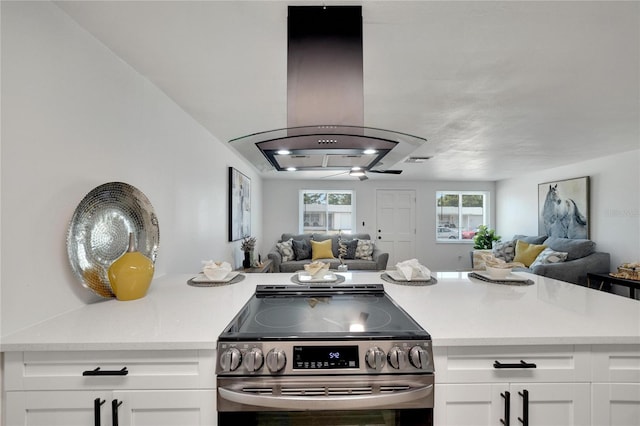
[435, 190, 490, 243]
[299, 189, 356, 234]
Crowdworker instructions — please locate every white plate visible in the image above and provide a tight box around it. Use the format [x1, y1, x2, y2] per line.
[473, 270, 529, 282]
[191, 271, 240, 283]
[296, 271, 338, 283]
[385, 270, 431, 282]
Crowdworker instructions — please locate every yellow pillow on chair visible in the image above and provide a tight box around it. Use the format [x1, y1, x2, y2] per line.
[311, 239, 335, 261]
[514, 240, 547, 267]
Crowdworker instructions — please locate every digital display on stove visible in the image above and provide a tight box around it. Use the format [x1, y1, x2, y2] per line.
[293, 345, 359, 369]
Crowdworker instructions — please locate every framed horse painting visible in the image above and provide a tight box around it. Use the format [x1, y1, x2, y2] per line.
[538, 176, 590, 239]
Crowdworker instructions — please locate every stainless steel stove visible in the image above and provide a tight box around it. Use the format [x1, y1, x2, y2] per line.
[216, 284, 434, 425]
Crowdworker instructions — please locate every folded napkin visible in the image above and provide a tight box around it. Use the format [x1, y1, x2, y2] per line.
[396, 259, 431, 281]
[202, 260, 232, 281]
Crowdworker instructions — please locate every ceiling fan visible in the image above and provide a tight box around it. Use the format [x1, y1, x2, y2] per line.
[323, 167, 403, 181]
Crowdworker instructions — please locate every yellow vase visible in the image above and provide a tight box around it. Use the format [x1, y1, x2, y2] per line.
[108, 233, 154, 301]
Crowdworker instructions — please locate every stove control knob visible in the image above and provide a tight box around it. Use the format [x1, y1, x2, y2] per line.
[266, 348, 287, 373]
[409, 346, 431, 370]
[220, 347, 242, 372]
[387, 346, 408, 370]
[365, 347, 386, 370]
[244, 347, 264, 372]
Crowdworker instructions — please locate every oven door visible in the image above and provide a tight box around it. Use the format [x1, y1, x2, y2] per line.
[217, 374, 433, 426]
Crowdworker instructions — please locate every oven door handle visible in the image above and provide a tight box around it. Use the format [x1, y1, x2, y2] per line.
[218, 385, 433, 410]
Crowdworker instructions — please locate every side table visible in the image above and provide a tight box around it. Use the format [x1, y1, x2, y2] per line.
[587, 272, 640, 299]
[238, 258, 273, 273]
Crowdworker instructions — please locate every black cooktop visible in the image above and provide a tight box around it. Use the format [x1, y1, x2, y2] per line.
[218, 284, 430, 341]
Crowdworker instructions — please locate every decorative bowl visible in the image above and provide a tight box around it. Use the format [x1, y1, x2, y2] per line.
[203, 261, 232, 281]
[304, 261, 329, 278]
[486, 266, 512, 279]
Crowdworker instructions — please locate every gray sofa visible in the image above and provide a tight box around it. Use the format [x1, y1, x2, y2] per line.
[268, 233, 389, 273]
[493, 235, 610, 285]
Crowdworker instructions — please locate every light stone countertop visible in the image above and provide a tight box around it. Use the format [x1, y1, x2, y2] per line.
[1, 271, 638, 352]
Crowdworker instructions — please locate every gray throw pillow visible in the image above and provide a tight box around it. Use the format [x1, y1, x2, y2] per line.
[542, 237, 595, 261]
[276, 239, 294, 262]
[339, 239, 358, 259]
[292, 239, 311, 261]
[355, 239, 374, 260]
[512, 235, 548, 245]
[493, 240, 516, 262]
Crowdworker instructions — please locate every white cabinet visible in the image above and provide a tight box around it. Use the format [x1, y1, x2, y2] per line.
[437, 383, 590, 426]
[434, 345, 592, 426]
[591, 345, 640, 426]
[5, 389, 216, 426]
[3, 350, 217, 426]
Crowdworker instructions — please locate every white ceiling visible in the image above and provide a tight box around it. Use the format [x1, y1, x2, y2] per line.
[55, 0, 639, 181]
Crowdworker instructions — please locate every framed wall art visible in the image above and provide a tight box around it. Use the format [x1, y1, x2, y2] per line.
[228, 167, 251, 242]
[538, 176, 589, 239]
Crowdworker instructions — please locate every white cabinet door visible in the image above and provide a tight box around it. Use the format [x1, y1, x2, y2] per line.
[435, 383, 591, 426]
[592, 383, 640, 426]
[5, 390, 217, 426]
[435, 383, 505, 426]
[5, 390, 112, 426]
[511, 383, 590, 426]
[115, 390, 216, 426]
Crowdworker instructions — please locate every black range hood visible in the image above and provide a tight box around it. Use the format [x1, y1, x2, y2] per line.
[229, 6, 426, 173]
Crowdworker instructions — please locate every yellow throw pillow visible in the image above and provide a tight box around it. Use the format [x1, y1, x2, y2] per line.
[311, 239, 335, 261]
[514, 240, 547, 267]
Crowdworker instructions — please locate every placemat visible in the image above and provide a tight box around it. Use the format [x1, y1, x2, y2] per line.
[468, 272, 534, 286]
[380, 273, 437, 286]
[290, 273, 346, 285]
[187, 273, 245, 287]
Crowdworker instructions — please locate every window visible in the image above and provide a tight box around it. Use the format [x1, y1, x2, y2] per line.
[436, 191, 488, 241]
[300, 190, 355, 234]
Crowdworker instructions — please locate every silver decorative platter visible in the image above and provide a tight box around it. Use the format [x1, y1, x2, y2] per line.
[66, 182, 160, 298]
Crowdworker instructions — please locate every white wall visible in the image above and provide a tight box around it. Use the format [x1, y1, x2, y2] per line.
[0, 1, 263, 337]
[496, 149, 640, 269]
[263, 178, 495, 271]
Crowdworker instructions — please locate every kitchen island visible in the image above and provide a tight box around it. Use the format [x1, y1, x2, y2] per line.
[2, 271, 639, 425]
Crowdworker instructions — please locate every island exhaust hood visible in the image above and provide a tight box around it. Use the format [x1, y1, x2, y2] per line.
[229, 5, 426, 173]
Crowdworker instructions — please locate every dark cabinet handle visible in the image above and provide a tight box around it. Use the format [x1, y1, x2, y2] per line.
[94, 398, 105, 426]
[518, 390, 529, 426]
[500, 391, 510, 426]
[112, 399, 123, 426]
[83, 367, 129, 376]
[493, 360, 537, 369]
[378, 236, 382, 239]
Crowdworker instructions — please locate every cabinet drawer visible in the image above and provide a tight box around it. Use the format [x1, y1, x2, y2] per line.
[436, 345, 591, 383]
[592, 344, 640, 383]
[4, 350, 216, 391]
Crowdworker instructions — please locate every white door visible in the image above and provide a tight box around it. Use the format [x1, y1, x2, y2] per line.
[376, 189, 416, 267]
